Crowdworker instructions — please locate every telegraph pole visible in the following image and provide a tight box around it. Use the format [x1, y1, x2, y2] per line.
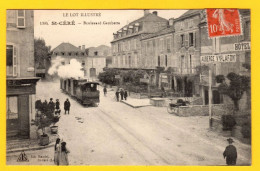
[209, 69, 213, 127]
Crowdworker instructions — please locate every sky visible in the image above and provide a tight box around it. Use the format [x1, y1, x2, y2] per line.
[34, 10, 187, 50]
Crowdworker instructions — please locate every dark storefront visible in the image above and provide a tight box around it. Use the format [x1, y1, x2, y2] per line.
[6, 77, 39, 139]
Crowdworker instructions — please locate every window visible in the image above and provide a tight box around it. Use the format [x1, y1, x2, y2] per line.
[81, 52, 85, 56]
[135, 27, 139, 32]
[55, 53, 58, 56]
[94, 51, 98, 56]
[82, 61, 85, 66]
[180, 34, 185, 47]
[75, 53, 78, 56]
[61, 52, 65, 56]
[61, 61, 65, 65]
[68, 52, 72, 56]
[165, 55, 168, 67]
[159, 39, 164, 52]
[180, 21, 184, 30]
[158, 56, 160, 66]
[244, 21, 251, 40]
[188, 19, 194, 28]
[181, 55, 185, 73]
[134, 39, 137, 50]
[189, 55, 193, 73]
[6, 45, 18, 76]
[6, 96, 18, 120]
[189, 33, 194, 47]
[17, 10, 25, 28]
[166, 38, 171, 51]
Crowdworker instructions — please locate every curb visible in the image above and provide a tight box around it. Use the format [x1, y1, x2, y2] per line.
[120, 100, 151, 108]
[7, 142, 55, 154]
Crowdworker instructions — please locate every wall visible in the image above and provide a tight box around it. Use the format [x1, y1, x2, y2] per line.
[177, 104, 234, 117]
[6, 10, 35, 78]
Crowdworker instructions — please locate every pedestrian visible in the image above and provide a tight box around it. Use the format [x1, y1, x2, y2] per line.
[223, 138, 237, 165]
[49, 98, 55, 113]
[124, 90, 128, 100]
[54, 138, 61, 165]
[42, 100, 48, 114]
[115, 91, 119, 102]
[103, 86, 107, 96]
[56, 99, 60, 110]
[120, 89, 124, 101]
[64, 99, 71, 114]
[35, 99, 42, 112]
[59, 142, 70, 165]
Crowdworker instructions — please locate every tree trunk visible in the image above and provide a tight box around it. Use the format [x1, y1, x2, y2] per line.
[234, 99, 239, 111]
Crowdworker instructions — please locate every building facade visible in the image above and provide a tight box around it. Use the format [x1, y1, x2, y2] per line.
[199, 9, 251, 106]
[111, 10, 168, 69]
[6, 10, 40, 139]
[140, 27, 174, 87]
[51, 43, 107, 80]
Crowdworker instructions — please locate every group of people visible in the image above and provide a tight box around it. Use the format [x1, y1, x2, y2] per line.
[115, 88, 128, 102]
[35, 98, 71, 115]
[54, 138, 70, 165]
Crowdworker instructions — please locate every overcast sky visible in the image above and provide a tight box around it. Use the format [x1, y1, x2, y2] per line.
[34, 10, 187, 50]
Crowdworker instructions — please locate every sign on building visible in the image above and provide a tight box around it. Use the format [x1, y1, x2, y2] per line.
[115, 75, 120, 79]
[234, 42, 251, 51]
[90, 68, 96, 77]
[140, 78, 149, 83]
[201, 54, 236, 63]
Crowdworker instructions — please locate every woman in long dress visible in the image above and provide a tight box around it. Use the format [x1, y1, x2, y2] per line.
[54, 138, 61, 165]
[59, 142, 70, 165]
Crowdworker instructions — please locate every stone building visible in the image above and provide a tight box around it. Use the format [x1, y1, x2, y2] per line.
[51, 42, 87, 65]
[199, 9, 251, 107]
[165, 10, 202, 97]
[6, 10, 40, 139]
[111, 10, 168, 70]
[140, 26, 174, 87]
[51, 43, 107, 80]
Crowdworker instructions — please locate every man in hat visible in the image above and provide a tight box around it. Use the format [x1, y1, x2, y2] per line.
[223, 138, 237, 165]
[49, 98, 55, 113]
[64, 99, 71, 114]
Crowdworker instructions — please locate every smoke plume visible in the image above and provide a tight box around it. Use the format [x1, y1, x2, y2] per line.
[48, 56, 84, 79]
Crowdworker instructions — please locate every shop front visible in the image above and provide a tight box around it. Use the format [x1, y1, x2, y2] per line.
[6, 77, 39, 139]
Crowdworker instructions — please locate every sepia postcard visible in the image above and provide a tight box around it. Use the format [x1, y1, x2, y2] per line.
[4, 8, 252, 167]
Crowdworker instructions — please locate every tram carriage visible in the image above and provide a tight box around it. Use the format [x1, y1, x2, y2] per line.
[60, 78, 100, 106]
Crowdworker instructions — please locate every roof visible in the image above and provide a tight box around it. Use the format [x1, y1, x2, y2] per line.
[124, 13, 168, 29]
[172, 10, 202, 21]
[142, 26, 174, 40]
[52, 42, 83, 52]
[111, 12, 168, 43]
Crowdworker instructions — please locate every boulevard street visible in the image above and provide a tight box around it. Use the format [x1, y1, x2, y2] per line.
[6, 80, 251, 165]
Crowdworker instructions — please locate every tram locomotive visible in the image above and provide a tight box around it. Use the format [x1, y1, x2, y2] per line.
[60, 78, 100, 106]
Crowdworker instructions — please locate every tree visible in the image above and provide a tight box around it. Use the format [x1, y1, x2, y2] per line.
[216, 72, 250, 111]
[34, 38, 51, 69]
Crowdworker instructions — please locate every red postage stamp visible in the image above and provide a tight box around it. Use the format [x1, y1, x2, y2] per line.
[206, 9, 242, 38]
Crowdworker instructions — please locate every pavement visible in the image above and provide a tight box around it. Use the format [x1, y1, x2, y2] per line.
[6, 81, 251, 165]
[7, 124, 59, 154]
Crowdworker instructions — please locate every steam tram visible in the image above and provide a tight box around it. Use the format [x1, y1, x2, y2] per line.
[60, 78, 100, 106]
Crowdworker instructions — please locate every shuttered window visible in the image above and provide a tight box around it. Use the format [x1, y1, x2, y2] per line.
[17, 10, 25, 28]
[6, 45, 18, 77]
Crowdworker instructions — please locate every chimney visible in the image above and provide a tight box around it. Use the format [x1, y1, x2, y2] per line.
[82, 45, 85, 51]
[79, 46, 81, 50]
[152, 11, 158, 16]
[169, 18, 174, 26]
[144, 9, 150, 16]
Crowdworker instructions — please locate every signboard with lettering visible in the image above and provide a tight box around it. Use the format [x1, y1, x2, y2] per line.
[201, 54, 236, 63]
[115, 75, 120, 79]
[90, 68, 96, 77]
[140, 78, 149, 83]
[234, 42, 251, 51]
